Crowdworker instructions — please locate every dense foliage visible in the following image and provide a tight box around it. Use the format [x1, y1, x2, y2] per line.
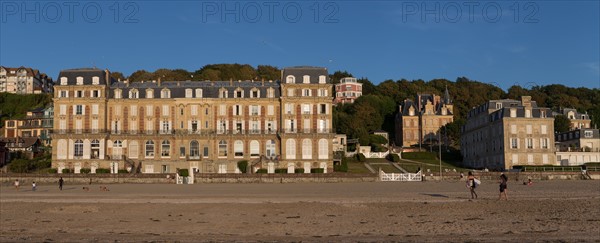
[0, 93, 52, 125]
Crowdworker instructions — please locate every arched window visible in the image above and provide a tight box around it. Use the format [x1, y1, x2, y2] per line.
[234, 140, 244, 157]
[286, 139, 296, 159]
[113, 140, 123, 158]
[250, 88, 260, 98]
[195, 88, 203, 98]
[266, 140, 276, 158]
[302, 139, 312, 159]
[286, 75, 295, 84]
[146, 89, 154, 99]
[185, 89, 193, 98]
[234, 88, 244, 98]
[76, 77, 84, 85]
[190, 140, 199, 158]
[250, 140, 260, 157]
[318, 75, 326, 84]
[92, 76, 100, 85]
[145, 140, 155, 157]
[303, 75, 310, 84]
[219, 89, 228, 98]
[161, 140, 170, 157]
[218, 140, 228, 157]
[318, 139, 328, 159]
[74, 139, 83, 157]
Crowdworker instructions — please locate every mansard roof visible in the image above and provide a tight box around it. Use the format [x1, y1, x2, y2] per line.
[282, 66, 329, 84]
[109, 80, 282, 99]
[57, 68, 112, 86]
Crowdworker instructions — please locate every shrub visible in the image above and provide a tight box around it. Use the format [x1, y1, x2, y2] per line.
[334, 159, 348, 172]
[356, 153, 366, 162]
[9, 159, 31, 173]
[178, 169, 189, 177]
[371, 144, 388, 152]
[80, 168, 91, 174]
[294, 168, 305, 173]
[62, 168, 71, 174]
[237, 160, 248, 173]
[48, 168, 58, 174]
[388, 153, 400, 162]
[311, 168, 324, 173]
[118, 169, 128, 174]
[274, 168, 287, 174]
[95, 168, 111, 174]
[256, 168, 268, 174]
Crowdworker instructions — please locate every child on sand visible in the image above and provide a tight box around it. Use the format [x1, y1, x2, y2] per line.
[498, 173, 508, 200]
[32, 181, 37, 192]
[467, 171, 478, 199]
[14, 179, 19, 191]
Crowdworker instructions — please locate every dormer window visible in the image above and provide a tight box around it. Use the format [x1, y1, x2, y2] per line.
[129, 89, 139, 99]
[234, 88, 244, 98]
[303, 75, 310, 84]
[146, 89, 154, 99]
[92, 76, 100, 85]
[319, 75, 326, 84]
[60, 77, 68, 85]
[161, 89, 171, 98]
[219, 88, 228, 98]
[286, 75, 295, 84]
[76, 77, 84, 85]
[267, 88, 275, 98]
[250, 88, 260, 98]
[114, 89, 122, 99]
[185, 89, 193, 98]
[195, 88, 203, 98]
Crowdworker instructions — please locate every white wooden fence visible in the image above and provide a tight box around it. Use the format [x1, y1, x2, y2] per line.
[380, 170, 422, 182]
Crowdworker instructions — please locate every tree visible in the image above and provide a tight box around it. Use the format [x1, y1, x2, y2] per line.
[257, 65, 280, 81]
[330, 71, 353, 84]
[110, 72, 125, 81]
[554, 115, 571, 133]
[128, 70, 153, 82]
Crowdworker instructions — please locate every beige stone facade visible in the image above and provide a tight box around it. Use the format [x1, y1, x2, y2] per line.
[51, 67, 334, 174]
[395, 90, 453, 147]
[461, 96, 556, 170]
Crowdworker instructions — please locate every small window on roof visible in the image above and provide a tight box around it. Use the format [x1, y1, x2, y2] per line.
[303, 75, 310, 84]
[319, 75, 326, 84]
[146, 89, 154, 99]
[195, 88, 202, 98]
[60, 77, 68, 85]
[92, 76, 100, 85]
[185, 89, 193, 98]
[286, 75, 295, 84]
[76, 77, 84, 85]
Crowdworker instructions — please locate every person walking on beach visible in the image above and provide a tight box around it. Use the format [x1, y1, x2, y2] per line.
[467, 171, 478, 199]
[59, 177, 64, 191]
[498, 173, 508, 200]
[14, 179, 20, 191]
[32, 181, 37, 192]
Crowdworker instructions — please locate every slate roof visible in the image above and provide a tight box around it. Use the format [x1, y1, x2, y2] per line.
[57, 68, 112, 86]
[282, 66, 329, 84]
[110, 80, 282, 99]
[0, 137, 41, 149]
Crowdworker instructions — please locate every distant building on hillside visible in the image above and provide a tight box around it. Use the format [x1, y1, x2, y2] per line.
[461, 96, 556, 170]
[553, 108, 592, 130]
[334, 77, 362, 104]
[554, 128, 599, 166]
[395, 87, 454, 147]
[0, 66, 53, 94]
[3, 106, 54, 146]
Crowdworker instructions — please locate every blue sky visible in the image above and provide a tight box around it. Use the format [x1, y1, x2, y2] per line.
[1, 1, 598, 90]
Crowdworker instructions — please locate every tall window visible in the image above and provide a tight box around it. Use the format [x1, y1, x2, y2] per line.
[145, 140, 155, 157]
[526, 138, 533, 149]
[250, 140, 259, 157]
[266, 140, 276, 158]
[286, 139, 296, 159]
[74, 140, 83, 157]
[234, 140, 244, 157]
[190, 140, 200, 158]
[91, 139, 100, 159]
[113, 140, 123, 158]
[161, 140, 170, 157]
[318, 139, 328, 159]
[541, 138, 548, 149]
[302, 139, 312, 159]
[76, 105, 83, 115]
[218, 140, 228, 157]
[161, 89, 170, 98]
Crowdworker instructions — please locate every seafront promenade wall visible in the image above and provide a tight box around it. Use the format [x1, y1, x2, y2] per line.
[0, 172, 597, 185]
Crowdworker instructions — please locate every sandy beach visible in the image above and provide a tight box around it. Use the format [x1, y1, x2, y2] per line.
[1, 180, 599, 242]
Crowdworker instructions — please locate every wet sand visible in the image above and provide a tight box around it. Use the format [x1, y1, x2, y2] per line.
[1, 180, 599, 242]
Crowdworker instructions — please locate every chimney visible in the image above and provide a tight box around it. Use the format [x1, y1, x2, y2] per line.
[521, 96, 532, 108]
[230, 79, 233, 86]
[158, 77, 161, 86]
[262, 78, 265, 86]
[125, 79, 129, 87]
[177, 81, 180, 87]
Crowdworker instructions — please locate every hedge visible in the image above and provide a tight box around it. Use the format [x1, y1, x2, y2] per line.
[356, 153, 366, 162]
[95, 168, 111, 174]
[62, 168, 71, 174]
[48, 168, 58, 174]
[294, 168, 305, 173]
[402, 152, 437, 160]
[334, 160, 348, 172]
[311, 168, 324, 173]
[388, 153, 400, 162]
[79, 168, 91, 174]
[256, 169, 268, 174]
[117, 169, 128, 174]
[274, 168, 288, 174]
